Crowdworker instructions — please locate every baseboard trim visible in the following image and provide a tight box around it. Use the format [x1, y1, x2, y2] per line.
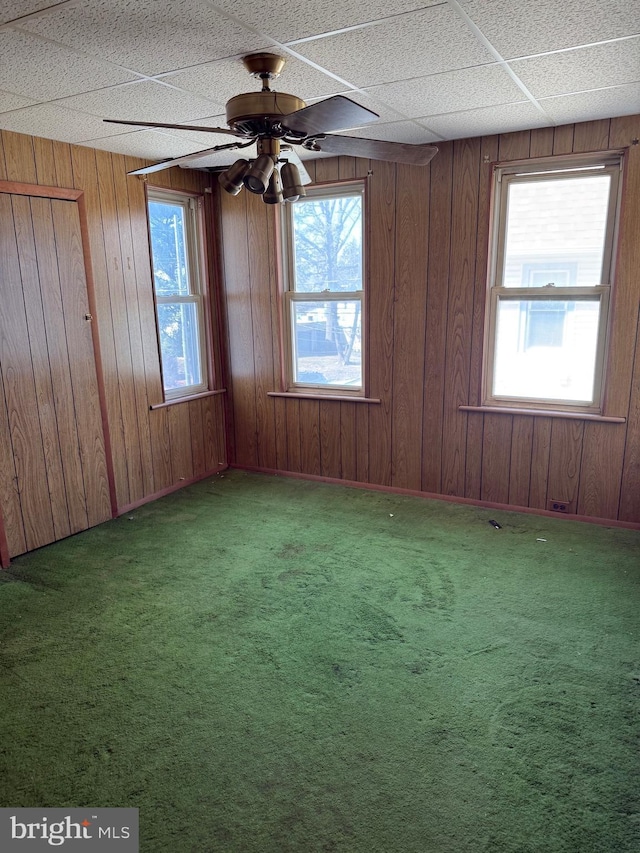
[118, 464, 229, 516]
[230, 465, 640, 530]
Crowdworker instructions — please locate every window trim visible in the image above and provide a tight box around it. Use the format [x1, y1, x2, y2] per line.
[147, 187, 212, 402]
[482, 150, 624, 415]
[280, 179, 367, 398]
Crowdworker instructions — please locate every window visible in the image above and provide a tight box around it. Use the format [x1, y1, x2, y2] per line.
[483, 153, 623, 413]
[281, 182, 365, 395]
[147, 189, 209, 400]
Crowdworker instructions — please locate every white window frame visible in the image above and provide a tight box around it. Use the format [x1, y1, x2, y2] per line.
[147, 188, 210, 401]
[281, 181, 366, 397]
[483, 152, 623, 414]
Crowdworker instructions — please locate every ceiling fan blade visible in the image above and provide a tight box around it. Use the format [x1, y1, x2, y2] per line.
[128, 141, 251, 175]
[282, 96, 378, 136]
[103, 118, 241, 136]
[309, 134, 438, 166]
[281, 147, 312, 185]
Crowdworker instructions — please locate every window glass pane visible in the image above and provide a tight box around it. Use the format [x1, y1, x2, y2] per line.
[157, 302, 203, 392]
[493, 298, 600, 401]
[291, 194, 362, 293]
[148, 201, 190, 296]
[503, 175, 611, 288]
[292, 300, 362, 387]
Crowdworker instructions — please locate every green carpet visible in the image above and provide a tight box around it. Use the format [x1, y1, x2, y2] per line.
[1, 470, 638, 852]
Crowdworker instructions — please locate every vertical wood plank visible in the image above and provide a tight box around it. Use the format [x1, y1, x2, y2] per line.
[95, 151, 143, 503]
[33, 137, 57, 186]
[466, 135, 498, 499]
[51, 198, 112, 527]
[577, 423, 626, 519]
[0, 351, 26, 556]
[212, 394, 227, 469]
[274, 397, 288, 470]
[168, 404, 194, 482]
[572, 119, 610, 153]
[315, 158, 340, 183]
[391, 163, 429, 490]
[0, 193, 55, 550]
[299, 399, 321, 476]
[546, 419, 585, 512]
[247, 194, 277, 469]
[498, 130, 530, 161]
[422, 141, 452, 494]
[508, 415, 534, 507]
[52, 141, 74, 188]
[112, 157, 154, 496]
[619, 306, 640, 522]
[285, 398, 301, 472]
[202, 396, 220, 472]
[340, 402, 357, 481]
[553, 124, 575, 155]
[319, 403, 341, 478]
[189, 398, 206, 476]
[529, 417, 552, 509]
[2, 131, 37, 183]
[356, 403, 369, 483]
[441, 138, 481, 496]
[71, 144, 129, 508]
[12, 195, 71, 541]
[367, 160, 396, 486]
[529, 127, 555, 158]
[605, 116, 640, 416]
[480, 414, 513, 504]
[219, 189, 258, 466]
[125, 158, 171, 491]
[29, 197, 88, 534]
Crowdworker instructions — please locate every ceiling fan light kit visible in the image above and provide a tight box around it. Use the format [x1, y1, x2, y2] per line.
[217, 158, 250, 195]
[106, 52, 439, 201]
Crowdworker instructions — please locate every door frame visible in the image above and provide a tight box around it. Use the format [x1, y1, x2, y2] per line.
[0, 181, 117, 567]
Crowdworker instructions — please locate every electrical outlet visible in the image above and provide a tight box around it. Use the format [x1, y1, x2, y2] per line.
[548, 499, 570, 513]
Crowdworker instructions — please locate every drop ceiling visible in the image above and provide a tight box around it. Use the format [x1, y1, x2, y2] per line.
[0, 0, 638, 170]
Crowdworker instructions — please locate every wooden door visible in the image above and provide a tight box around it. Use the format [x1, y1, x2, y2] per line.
[0, 190, 113, 559]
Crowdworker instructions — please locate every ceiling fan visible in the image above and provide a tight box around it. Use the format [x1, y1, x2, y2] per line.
[104, 52, 439, 203]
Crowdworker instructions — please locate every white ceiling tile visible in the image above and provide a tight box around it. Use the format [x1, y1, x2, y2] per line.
[0, 89, 37, 111]
[0, 1, 58, 25]
[0, 29, 138, 100]
[363, 65, 526, 119]
[56, 80, 223, 124]
[423, 102, 550, 139]
[293, 6, 495, 87]
[0, 103, 130, 142]
[457, 0, 640, 59]
[85, 130, 209, 159]
[19, 0, 269, 75]
[164, 53, 349, 106]
[212, 0, 441, 43]
[509, 38, 640, 100]
[538, 83, 640, 124]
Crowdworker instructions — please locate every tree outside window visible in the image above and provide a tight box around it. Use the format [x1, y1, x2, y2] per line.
[282, 183, 365, 394]
[147, 190, 209, 400]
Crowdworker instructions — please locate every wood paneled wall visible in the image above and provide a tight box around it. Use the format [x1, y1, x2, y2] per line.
[0, 131, 227, 557]
[217, 115, 640, 524]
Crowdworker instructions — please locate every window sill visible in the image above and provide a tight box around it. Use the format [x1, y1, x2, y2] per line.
[460, 405, 625, 423]
[268, 391, 381, 404]
[150, 389, 227, 410]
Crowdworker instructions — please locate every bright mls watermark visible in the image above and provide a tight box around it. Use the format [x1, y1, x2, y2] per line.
[0, 809, 138, 851]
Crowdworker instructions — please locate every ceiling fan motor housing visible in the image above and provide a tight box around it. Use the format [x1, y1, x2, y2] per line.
[225, 91, 306, 137]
